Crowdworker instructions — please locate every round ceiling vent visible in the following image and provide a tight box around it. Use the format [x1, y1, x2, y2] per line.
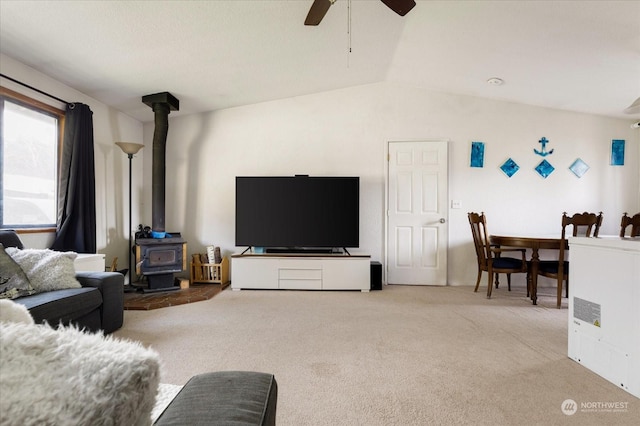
[487, 77, 504, 86]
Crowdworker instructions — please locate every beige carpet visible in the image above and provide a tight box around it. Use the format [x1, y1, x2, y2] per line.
[114, 284, 638, 425]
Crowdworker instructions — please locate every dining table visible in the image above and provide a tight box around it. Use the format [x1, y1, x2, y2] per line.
[489, 234, 567, 305]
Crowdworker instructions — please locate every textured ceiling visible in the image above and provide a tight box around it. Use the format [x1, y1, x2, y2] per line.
[1, 0, 639, 122]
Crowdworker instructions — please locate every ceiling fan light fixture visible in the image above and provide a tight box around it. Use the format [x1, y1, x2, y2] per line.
[624, 96, 640, 114]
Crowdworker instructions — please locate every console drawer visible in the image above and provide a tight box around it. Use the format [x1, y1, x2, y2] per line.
[278, 268, 322, 280]
[279, 268, 322, 289]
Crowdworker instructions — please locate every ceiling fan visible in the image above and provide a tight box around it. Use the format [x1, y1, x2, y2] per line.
[304, 0, 416, 26]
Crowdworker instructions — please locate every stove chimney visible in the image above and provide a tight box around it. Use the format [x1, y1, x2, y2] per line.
[142, 92, 179, 233]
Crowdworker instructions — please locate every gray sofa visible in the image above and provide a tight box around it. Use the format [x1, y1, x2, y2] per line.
[1, 232, 278, 424]
[0, 230, 124, 334]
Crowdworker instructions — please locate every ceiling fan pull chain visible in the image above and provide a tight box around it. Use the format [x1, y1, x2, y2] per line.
[347, 0, 352, 68]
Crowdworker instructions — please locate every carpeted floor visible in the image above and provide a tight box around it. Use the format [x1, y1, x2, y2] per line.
[115, 284, 638, 425]
[123, 284, 226, 310]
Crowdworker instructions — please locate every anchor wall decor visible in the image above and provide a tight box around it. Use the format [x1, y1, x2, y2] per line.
[534, 137, 554, 157]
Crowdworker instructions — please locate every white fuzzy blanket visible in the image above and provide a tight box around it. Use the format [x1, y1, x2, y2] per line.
[151, 384, 183, 423]
[0, 299, 34, 325]
[0, 319, 161, 426]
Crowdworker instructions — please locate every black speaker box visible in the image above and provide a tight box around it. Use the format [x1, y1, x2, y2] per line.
[370, 261, 382, 290]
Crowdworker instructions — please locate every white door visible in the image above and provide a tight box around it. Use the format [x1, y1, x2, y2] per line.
[387, 141, 448, 285]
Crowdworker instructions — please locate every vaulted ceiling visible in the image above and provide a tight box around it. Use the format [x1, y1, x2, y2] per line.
[1, 1, 639, 122]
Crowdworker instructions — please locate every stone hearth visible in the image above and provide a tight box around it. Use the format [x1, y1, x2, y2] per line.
[123, 284, 224, 310]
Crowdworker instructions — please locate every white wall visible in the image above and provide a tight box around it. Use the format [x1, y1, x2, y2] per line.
[2, 53, 637, 287]
[0, 54, 144, 270]
[145, 82, 639, 286]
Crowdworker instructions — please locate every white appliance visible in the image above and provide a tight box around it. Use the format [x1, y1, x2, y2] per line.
[567, 236, 640, 398]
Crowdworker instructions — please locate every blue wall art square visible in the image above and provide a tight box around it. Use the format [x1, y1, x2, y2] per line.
[535, 159, 555, 178]
[500, 158, 520, 178]
[611, 139, 625, 166]
[569, 158, 590, 178]
[470, 141, 485, 168]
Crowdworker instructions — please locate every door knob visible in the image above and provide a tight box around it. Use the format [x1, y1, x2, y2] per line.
[439, 218, 446, 223]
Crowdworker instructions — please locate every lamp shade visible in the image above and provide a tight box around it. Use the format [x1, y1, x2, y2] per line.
[624, 97, 640, 114]
[115, 142, 144, 155]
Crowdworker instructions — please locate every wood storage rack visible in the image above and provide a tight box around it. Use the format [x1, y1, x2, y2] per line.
[190, 254, 230, 288]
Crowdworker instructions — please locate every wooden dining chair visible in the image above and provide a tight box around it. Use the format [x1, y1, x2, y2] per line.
[620, 212, 640, 237]
[537, 211, 603, 308]
[468, 212, 528, 298]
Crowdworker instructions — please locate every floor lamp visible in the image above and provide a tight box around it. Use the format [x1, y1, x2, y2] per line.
[116, 142, 144, 290]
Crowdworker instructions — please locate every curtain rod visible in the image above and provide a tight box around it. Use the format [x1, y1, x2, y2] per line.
[0, 72, 70, 105]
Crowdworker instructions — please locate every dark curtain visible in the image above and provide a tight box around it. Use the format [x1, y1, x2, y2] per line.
[51, 103, 96, 253]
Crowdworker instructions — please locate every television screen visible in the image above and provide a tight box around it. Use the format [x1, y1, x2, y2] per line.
[235, 176, 359, 250]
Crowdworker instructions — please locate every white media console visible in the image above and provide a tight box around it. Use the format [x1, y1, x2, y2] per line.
[231, 253, 371, 291]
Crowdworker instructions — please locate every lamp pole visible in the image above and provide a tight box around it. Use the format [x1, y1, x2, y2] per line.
[115, 142, 144, 290]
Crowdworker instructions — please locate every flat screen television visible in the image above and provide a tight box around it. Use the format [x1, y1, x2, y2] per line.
[235, 176, 359, 252]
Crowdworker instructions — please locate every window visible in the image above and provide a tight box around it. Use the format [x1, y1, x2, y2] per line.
[0, 87, 64, 229]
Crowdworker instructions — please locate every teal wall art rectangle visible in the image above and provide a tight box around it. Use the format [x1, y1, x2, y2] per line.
[611, 139, 625, 166]
[470, 141, 484, 168]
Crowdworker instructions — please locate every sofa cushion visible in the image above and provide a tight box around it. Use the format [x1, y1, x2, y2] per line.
[13, 287, 102, 329]
[5, 247, 81, 293]
[0, 318, 161, 426]
[0, 244, 36, 300]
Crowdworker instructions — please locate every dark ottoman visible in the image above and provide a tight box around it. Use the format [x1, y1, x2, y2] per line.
[154, 371, 278, 426]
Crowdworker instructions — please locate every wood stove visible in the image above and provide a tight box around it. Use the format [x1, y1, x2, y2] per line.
[135, 234, 186, 291]
[134, 91, 186, 292]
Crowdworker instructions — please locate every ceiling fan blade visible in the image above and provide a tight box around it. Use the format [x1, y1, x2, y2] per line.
[305, 0, 333, 26]
[380, 0, 416, 16]
[624, 96, 640, 114]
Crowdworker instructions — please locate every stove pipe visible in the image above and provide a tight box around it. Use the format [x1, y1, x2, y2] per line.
[142, 92, 179, 233]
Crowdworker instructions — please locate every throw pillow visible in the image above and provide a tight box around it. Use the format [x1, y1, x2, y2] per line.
[0, 322, 161, 426]
[5, 247, 81, 293]
[0, 244, 36, 299]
